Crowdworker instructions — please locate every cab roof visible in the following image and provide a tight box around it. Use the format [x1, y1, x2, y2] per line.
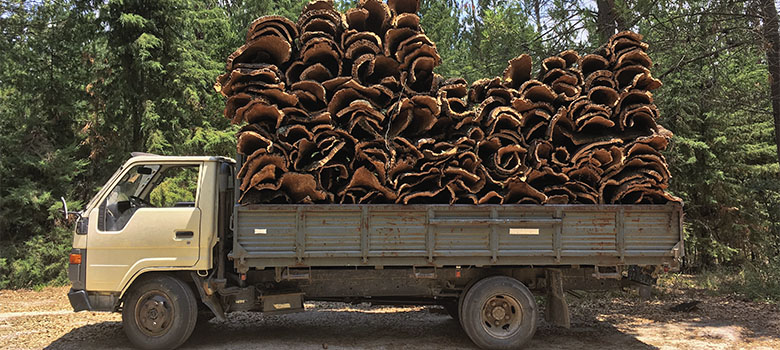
[128, 152, 235, 164]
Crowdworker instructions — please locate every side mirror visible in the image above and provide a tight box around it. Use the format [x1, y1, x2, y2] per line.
[60, 197, 83, 221]
[60, 196, 69, 220]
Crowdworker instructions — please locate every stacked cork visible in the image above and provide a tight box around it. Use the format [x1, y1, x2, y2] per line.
[216, 0, 679, 205]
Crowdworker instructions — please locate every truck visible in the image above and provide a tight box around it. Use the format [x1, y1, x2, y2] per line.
[65, 153, 683, 350]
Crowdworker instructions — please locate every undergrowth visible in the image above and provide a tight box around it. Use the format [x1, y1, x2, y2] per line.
[659, 259, 780, 302]
[0, 226, 71, 290]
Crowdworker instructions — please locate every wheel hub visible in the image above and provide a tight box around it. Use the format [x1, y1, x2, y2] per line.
[491, 305, 507, 320]
[135, 291, 174, 337]
[481, 295, 523, 339]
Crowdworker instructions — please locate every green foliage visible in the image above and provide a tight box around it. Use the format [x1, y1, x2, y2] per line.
[182, 124, 241, 157]
[736, 258, 780, 302]
[420, 0, 546, 82]
[1, 0, 780, 289]
[96, 0, 231, 159]
[0, 1, 97, 289]
[0, 224, 73, 289]
[660, 257, 780, 302]
[149, 167, 199, 207]
[5, 227, 73, 289]
[466, 2, 539, 80]
[0, 0, 236, 289]
[634, 0, 780, 267]
[419, 0, 464, 78]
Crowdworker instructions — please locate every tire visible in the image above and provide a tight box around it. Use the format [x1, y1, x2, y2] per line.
[460, 276, 537, 350]
[458, 278, 479, 329]
[458, 286, 467, 328]
[122, 275, 198, 350]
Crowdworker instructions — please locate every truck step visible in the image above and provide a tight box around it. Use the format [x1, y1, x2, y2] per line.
[260, 292, 305, 314]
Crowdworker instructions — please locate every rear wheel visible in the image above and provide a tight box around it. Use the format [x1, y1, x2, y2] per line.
[460, 276, 537, 350]
[122, 275, 198, 350]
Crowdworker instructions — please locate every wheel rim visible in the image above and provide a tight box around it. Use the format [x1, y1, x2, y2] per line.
[135, 290, 175, 337]
[480, 294, 523, 339]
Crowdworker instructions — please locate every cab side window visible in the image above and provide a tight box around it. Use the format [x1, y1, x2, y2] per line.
[98, 164, 200, 232]
[149, 166, 199, 208]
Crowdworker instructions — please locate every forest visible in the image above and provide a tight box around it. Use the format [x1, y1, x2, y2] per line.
[1, 0, 779, 294]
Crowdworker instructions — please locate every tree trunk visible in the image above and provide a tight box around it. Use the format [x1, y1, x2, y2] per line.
[470, 0, 487, 75]
[615, 1, 629, 32]
[131, 98, 143, 152]
[533, 0, 542, 32]
[596, 0, 617, 44]
[759, 0, 780, 167]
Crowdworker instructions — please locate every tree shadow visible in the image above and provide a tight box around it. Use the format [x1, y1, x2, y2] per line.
[533, 303, 659, 350]
[562, 289, 780, 348]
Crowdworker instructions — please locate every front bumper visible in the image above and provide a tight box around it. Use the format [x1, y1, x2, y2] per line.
[67, 288, 118, 312]
[68, 288, 91, 312]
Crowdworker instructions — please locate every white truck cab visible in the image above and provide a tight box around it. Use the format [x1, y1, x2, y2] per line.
[68, 155, 232, 311]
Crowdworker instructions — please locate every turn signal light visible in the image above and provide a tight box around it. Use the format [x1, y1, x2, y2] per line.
[69, 253, 82, 265]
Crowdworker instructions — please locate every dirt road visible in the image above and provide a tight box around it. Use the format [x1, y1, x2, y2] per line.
[1, 285, 778, 350]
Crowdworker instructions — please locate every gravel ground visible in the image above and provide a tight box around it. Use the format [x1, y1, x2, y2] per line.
[1, 285, 779, 350]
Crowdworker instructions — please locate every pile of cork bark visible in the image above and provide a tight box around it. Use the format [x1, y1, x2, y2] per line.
[216, 0, 680, 205]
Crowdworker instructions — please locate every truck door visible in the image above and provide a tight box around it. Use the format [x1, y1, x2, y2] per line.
[85, 163, 203, 292]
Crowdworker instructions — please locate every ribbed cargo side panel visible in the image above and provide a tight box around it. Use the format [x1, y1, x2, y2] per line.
[497, 208, 556, 253]
[304, 210, 361, 252]
[497, 227, 554, 253]
[624, 210, 679, 251]
[237, 209, 296, 256]
[561, 210, 617, 252]
[432, 208, 490, 254]
[232, 204, 683, 267]
[368, 210, 426, 253]
[434, 226, 490, 253]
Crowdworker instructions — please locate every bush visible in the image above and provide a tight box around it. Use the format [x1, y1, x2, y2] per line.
[733, 258, 780, 301]
[661, 258, 780, 302]
[0, 227, 71, 289]
[0, 258, 8, 289]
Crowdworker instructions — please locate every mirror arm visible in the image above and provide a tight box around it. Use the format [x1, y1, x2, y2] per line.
[60, 196, 69, 219]
[60, 196, 83, 220]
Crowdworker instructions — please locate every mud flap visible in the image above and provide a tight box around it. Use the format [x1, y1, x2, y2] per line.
[190, 273, 227, 321]
[545, 269, 571, 328]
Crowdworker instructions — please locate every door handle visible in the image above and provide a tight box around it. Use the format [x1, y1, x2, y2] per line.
[175, 230, 194, 239]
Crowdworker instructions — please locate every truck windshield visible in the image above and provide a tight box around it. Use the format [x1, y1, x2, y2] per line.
[85, 165, 126, 212]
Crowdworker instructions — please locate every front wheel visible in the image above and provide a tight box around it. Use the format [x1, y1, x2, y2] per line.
[460, 276, 538, 350]
[122, 275, 198, 350]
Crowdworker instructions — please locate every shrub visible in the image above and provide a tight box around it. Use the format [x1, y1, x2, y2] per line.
[0, 227, 71, 289]
[661, 259, 780, 302]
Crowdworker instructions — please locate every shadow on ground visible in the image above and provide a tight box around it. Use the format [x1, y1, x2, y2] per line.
[568, 288, 780, 346]
[45, 305, 658, 350]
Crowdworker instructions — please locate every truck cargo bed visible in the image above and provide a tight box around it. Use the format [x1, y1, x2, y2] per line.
[230, 204, 683, 272]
